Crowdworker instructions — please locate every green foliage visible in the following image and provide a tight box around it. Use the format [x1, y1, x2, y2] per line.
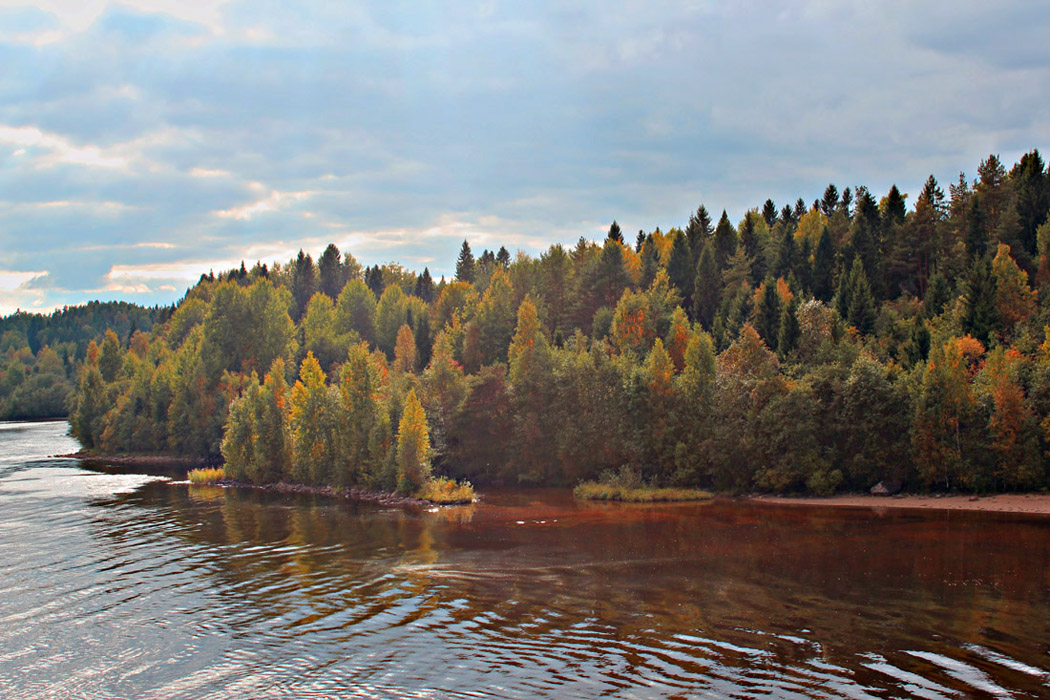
[54, 152, 1050, 499]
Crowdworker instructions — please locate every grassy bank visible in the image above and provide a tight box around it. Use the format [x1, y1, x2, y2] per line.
[574, 482, 713, 502]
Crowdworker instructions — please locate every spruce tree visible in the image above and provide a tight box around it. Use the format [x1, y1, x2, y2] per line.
[754, 279, 782, 350]
[962, 258, 998, 345]
[712, 210, 737, 269]
[777, 295, 801, 359]
[639, 235, 660, 289]
[496, 246, 511, 268]
[812, 226, 836, 302]
[774, 228, 797, 280]
[456, 241, 476, 283]
[845, 258, 877, 335]
[666, 233, 694, 305]
[692, 243, 721, 329]
[607, 221, 624, 244]
[414, 267, 435, 303]
[762, 199, 777, 228]
[318, 243, 344, 299]
[686, 205, 713, 255]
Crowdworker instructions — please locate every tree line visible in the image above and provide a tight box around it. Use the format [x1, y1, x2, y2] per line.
[0, 301, 165, 420]
[61, 149, 1050, 494]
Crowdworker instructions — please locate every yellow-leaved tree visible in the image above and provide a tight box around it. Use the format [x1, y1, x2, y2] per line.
[396, 389, 431, 493]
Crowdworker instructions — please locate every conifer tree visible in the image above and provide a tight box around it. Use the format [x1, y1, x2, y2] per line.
[845, 258, 877, 335]
[685, 205, 713, 254]
[639, 235, 660, 289]
[762, 199, 777, 228]
[456, 241, 476, 283]
[607, 221, 624, 244]
[777, 296, 800, 360]
[812, 226, 836, 302]
[712, 210, 737, 269]
[414, 267, 435, 302]
[666, 233, 694, 307]
[692, 243, 721, 329]
[318, 243, 344, 299]
[962, 258, 998, 345]
[754, 279, 782, 350]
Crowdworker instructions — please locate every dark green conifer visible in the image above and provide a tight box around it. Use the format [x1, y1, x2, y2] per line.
[666, 233, 694, 304]
[456, 241, 476, 283]
[692, 243, 721, 330]
[812, 226, 836, 302]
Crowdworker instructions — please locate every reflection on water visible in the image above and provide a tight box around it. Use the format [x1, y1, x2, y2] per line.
[2, 421, 1050, 698]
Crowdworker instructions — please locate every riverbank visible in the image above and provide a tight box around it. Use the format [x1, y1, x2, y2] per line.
[750, 493, 1050, 515]
[57, 451, 210, 468]
[197, 478, 437, 508]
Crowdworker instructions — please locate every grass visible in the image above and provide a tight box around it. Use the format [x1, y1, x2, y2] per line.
[574, 481, 713, 502]
[187, 467, 226, 484]
[418, 476, 476, 505]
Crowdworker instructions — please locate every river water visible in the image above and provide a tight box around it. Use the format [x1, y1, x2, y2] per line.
[2, 420, 1050, 698]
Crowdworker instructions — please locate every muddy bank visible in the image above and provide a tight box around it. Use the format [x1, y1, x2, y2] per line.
[749, 492, 1050, 515]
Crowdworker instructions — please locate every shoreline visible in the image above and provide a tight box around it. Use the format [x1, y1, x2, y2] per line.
[748, 493, 1050, 515]
[200, 478, 437, 508]
[56, 451, 210, 468]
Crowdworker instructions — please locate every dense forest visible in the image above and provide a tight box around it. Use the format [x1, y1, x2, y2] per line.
[48, 150, 1050, 495]
[0, 302, 165, 420]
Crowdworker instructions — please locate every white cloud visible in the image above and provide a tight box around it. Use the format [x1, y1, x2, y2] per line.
[0, 124, 128, 169]
[214, 189, 316, 221]
[0, 270, 49, 315]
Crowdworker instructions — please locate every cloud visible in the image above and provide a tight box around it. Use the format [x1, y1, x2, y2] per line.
[1, 1, 1049, 314]
[0, 270, 49, 315]
[214, 189, 316, 221]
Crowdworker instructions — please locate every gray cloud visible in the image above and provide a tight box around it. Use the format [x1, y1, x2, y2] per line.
[0, 0, 1047, 314]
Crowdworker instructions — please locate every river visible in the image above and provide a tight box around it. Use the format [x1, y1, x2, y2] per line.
[2, 420, 1049, 698]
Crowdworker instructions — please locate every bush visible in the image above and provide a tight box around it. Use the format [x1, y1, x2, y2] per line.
[418, 476, 475, 504]
[187, 467, 226, 484]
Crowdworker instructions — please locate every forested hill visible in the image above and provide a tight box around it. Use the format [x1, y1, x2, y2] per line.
[63, 150, 1050, 495]
[0, 301, 166, 420]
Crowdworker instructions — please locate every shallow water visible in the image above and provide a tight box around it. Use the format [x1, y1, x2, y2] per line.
[2, 420, 1050, 698]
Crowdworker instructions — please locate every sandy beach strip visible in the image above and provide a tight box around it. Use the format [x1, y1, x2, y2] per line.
[749, 493, 1050, 515]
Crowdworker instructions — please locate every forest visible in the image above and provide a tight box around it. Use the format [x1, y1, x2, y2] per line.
[23, 149, 1050, 495]
[0, 302, 164, 420]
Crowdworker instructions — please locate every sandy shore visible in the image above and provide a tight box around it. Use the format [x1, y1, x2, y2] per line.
[750, 493, 1050, 515]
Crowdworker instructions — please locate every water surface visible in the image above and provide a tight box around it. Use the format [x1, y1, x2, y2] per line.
[2, 420, 1050, 698]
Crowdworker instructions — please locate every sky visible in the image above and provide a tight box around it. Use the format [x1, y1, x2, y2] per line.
[0, 0, 1048, 315]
